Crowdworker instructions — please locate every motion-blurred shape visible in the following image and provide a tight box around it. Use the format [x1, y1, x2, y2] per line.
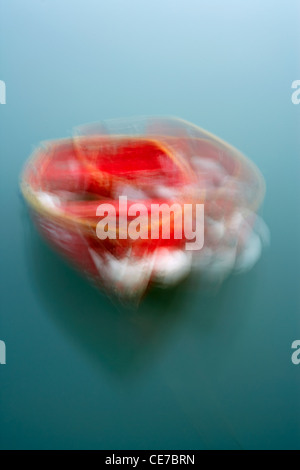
[21, 117, 267, 301]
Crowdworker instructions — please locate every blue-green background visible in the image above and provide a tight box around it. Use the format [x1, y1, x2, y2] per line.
[0, 0, 299, 450]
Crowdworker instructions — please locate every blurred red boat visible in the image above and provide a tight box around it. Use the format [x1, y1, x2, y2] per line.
[21, 117, 267, 300]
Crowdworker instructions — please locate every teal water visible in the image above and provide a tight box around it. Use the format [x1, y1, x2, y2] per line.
[0, 0, 299, 449]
